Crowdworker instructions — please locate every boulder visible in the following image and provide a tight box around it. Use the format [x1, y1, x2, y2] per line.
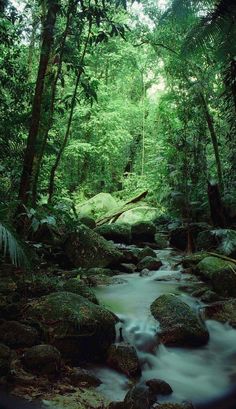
[64, 225, 122, 269]
[76, 193, 118, 218]
[108, 403, 126, 409]
[117, 207, 158, 225]
[131, 222, 156, 243]
[0, 321, 39, 348]
[63, 278, 99, 304]
[155, 403, 194, 409]
[95, 224, 131, 244]
[119, 248, 140, 264]
[123, 384, 156, 409]
[182, 253, 209, 269]
[23, 292, 117, 362]
[22, 344, 61, 375]
[118, 263, 136, 274]
[17, 274, 63, 298]
[150, 294, 209, 347]
[69, 367, 102, 387]
[204, 300, 236, 328]
[145, 379, 172, 395]
[107, 343, 141, 378]
[137, 256, 162, 272]
[78, 216, 96, 229]
[196, 256, 236, 297]
[169, 223, 210, 251]
[139, 247, 157, 260]
[0, 343, 11, 376]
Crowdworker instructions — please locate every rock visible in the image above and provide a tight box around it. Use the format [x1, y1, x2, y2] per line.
[22, 344, 61, 375]
[118, 263, 136, 274]
[108, 402, 126, 409]
[155, 403, 194, 409]
[0, 321, 39, 348]
[69, 368, 102, 387]
[76, 193, 118, 218]
[63, 279, 99, 304]
[200, 290, 220, 303]
[140, 269, 152, 277]
[124, 383, 156, 409]
[139, 247, 157, 260]
[137, 256, 162, 272]
[196, 256, 236, 297]
[0, 343, 11, 376]
[119, 248, 140, 264]
[117, 206, 158, 225]
[95, 224, 131, 244]
[23, 292, 117, 362]
[17, 274, 63, 298]
[78, 216, 96, 229]
[182, 252, 209, 269]
[150, 294, 209, 347]
[64, 225, 122, 269]
[154, 233, 169, 249]
[107, 343, 141, 378]
[169, 223, 210, 251]
[0, 277, 17, 295]
[204, 299, 236, 328]
[131, 222, 156, 243]
[146, 379, 172, 395]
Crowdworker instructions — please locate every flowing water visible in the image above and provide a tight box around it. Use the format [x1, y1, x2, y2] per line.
[93, 248, 236, 405]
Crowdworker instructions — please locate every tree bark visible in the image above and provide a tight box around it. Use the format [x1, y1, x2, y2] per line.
[17, 0, 59, 211]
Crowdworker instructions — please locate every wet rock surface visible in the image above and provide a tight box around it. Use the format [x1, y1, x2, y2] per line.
[123, 383, 156, 409]
[137, 256, 162, 272]
[204, 299, 236, 327]
[107, 342, 141, 378]
[145, 378, 173, 395]
[150, 294, 209, 346]
[22, 291, 117, 363]
[0, 321, 39, 348]
[0, 343, 12, 376]
[95, 223, 131, 244]
[22, 344, 61, 375]
[69, 367, 102, 387]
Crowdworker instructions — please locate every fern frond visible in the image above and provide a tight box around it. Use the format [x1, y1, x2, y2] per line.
[212, 228, 236, 256]
[0, 221, 29, 267]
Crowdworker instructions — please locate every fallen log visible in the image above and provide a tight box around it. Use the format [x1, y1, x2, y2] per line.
[96, 190, 148, 226]
[206, 251, 236, 265]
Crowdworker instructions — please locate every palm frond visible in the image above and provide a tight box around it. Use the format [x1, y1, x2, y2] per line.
[0, 221, 29, 267]
[212, 228, 236, 256]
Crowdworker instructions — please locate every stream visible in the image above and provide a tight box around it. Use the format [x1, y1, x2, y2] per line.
[92, 248, 236, 406]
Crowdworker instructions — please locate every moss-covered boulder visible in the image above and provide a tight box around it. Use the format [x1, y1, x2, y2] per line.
[63, 278, 99, 304]
[22, 344, 61, 375]
[17, 274, 63, 298]
[204, 300, 236, 328]
[138, 247, 156, 260]
[137, 256, 162, 272]
[131, 221, 156, 243]
[107, 343, 141, 378]
[145, 379, 172, 395]
[196, 256, 236, 297]
[95, 224, 131, 244]
[123, 384, 156, 409]
[150, 294, 209, 347]
[117, 206, 158, 225]
[0, 321, 39, 348]
[23, 292, 117, 363]
[0, 343, 11, 376]
[64, 225, 122, 269]
[76, 193, 118, 218]
[182, 252, 209, 269]
[69, 367, 102, 387]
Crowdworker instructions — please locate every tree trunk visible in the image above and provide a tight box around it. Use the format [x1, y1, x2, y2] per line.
[200, 93, 224, 191]
[17, 0, 59, 211]
[47, 21, 92, 203]
[31, 1, 74, 205]
[207, 182, 226, 227]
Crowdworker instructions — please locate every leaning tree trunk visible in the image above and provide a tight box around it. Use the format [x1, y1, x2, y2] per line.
[47, 21, 92, 204]
[17, 0, 59, 212]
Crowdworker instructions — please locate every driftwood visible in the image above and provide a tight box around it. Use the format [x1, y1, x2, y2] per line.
[96, 190, 148, 226]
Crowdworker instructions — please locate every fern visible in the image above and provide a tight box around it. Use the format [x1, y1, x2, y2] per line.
[0, 221, 29, 267]
[212, 229, 236, 256]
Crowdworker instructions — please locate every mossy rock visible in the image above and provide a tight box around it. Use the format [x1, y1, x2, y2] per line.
[0, 343, 11, 376]
[95, 224, 131, 244]
[131, 221, 156, 243]
[76, 193, 118, 218]
[63, 278, 99, 304]
[0, 321, 39, 348]
[138, 247, 156, 260]
[23, 292, 117, 363]
[23, 344, 61, 375]
[107, 343, 141, 378]
[137, 256, 162, 272]
[117, 206, 158, 225]
[182, 252, 209, 269]
[17, 274, 63, 298]
[196, 256, 236, 297]
[204, 299, 236, 328]
[123, 384, 155, 409]
[150, 294, 209, 347]
[64, 225, 122, 269]
[78, 216, 96, 229]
